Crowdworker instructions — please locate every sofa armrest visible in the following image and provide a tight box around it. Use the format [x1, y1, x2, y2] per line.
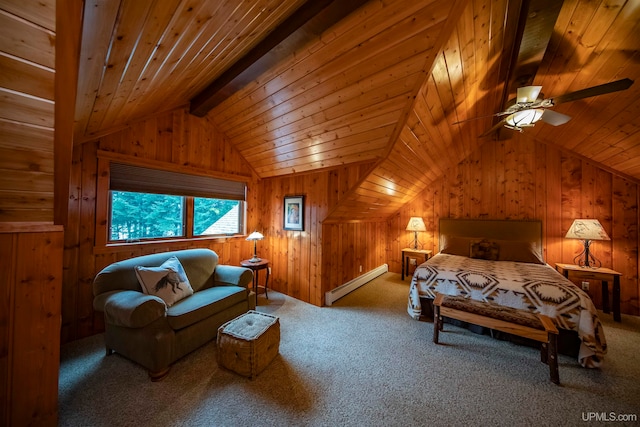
[214, 265, 254, 288]
[99, 290, 167, 328]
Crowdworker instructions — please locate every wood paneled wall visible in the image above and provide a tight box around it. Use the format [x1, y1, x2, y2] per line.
[63, 106, 382, 341]
[389, 134, 640, 316]
[0, 1, 55, 222]
[0, 224, 63, 426]
[63, 107, 640, 343]
[0, 2, 66, 426]
[321, 221, 388, 296]
[258, 162, 380, 306]
[62, 107, 261, 342]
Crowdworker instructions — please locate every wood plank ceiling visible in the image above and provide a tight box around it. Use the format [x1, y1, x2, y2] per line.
[74, 0, 308, 142]
[74, 0, 640, 221]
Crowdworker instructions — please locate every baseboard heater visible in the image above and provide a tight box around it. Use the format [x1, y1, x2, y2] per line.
[325, 264, 388, 306]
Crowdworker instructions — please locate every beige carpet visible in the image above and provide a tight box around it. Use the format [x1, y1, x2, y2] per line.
[58, 272, 640, 426]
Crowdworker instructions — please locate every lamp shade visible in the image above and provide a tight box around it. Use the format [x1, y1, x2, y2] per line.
[246, 230, 264, 263]
[406, 217, 426, 232]
[246, 231, 264, 241]
[565, 219, 610, 241]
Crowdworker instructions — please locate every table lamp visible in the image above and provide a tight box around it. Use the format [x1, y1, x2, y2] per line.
[406, 217, 426, 249]
[246, 231, 264, 262]
[565, 219, 610, 268]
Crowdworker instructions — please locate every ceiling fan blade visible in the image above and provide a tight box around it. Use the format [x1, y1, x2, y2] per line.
[479, 119, 507, 137]
[517, 86, 542, 103]
[551, 78, 634, 105]
[540, 109, 571, 126]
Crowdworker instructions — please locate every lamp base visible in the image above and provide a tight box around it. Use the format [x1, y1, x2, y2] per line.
[574, 239, 601, 269]
[411, 231, 420, 249]
[248, 256, 261, 263]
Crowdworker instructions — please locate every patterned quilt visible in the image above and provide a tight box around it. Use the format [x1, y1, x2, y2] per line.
[407, 253, 607, 368]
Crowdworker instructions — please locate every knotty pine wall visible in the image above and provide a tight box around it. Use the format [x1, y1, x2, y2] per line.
[64, 105, 640, 344]
[0, 2, 55, 223]
[63, 107, 261, 343]
[63, 106, 383, 343]
[0, 2, 67, 425]
[0, 224, 63, 426]
[258, 164, 385, 306]
[388, 135, 640, 316]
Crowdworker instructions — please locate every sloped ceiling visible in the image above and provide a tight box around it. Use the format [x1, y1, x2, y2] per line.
[207, 0, 467, 177]
[74, 0, 640, 221]
[74, 0, 308, 142]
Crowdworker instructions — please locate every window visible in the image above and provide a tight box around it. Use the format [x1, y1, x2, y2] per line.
[193, 197, 241, 236]
[110, 191, 184, 240]
[107, 162, 246, 243]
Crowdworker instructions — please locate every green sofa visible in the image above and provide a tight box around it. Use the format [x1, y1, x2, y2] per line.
[92, 248, 254, 380]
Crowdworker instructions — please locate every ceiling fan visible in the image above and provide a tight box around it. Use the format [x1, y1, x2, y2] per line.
[469, 78, 634, 137]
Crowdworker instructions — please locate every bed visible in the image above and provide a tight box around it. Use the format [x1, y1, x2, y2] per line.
[407, 218, 607, 368]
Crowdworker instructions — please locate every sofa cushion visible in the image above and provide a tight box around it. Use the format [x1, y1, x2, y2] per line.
[166, 286, 247, 330]
[135, 256, 194, 307]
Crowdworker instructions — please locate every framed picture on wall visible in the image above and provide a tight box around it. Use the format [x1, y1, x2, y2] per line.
[283, 196, 304, 231]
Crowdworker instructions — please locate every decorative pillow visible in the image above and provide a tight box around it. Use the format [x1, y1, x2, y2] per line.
[469, 239, 500, 261]
[497, 240, 545, 264]
[440, 235, 472, 256]
[135, 256, 194, 307]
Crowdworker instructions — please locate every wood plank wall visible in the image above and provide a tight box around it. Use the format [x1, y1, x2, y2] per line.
[388, 134, 640, 316]
[62, 107, 261, 342]
[258, 163, 382, 306]
[63, 108, 640, 342]
[321, 221, 388, 297]
[0, 2, 63, 425]
[0, 1, 56, 222]
[63, 104, 382, 341]
[0, 224, 63, 426]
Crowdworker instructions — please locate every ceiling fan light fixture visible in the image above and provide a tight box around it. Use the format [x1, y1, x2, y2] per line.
[504, 108, 545, 131]
[480, 79, 633, 137]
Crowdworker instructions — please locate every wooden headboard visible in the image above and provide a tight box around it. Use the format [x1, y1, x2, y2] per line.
[439, 218, 543, 259]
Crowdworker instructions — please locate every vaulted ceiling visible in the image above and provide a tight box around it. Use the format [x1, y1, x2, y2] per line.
[75, 0, 640, 221]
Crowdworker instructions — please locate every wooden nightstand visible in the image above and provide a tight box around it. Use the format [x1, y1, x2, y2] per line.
[555, 263, 622, 322]
[401, 248, 432, 280]
[241, 259, 270, 306]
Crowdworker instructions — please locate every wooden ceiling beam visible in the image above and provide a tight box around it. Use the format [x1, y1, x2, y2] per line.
[490, 0, 565, 139]
[189, 0, 370, 117]
[505, 0, 565, 98]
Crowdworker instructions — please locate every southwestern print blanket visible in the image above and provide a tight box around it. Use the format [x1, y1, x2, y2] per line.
[407, 253, 607, 368]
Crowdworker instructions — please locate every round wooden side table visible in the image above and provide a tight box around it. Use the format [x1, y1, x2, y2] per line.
[240, 259, 270, 306]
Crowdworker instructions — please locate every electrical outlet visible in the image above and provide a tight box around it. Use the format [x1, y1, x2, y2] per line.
[268, 267, 272, 274]
[581, 281, 589, 291]
[410, 258, 417, 266]
[359, 265, 362, 273]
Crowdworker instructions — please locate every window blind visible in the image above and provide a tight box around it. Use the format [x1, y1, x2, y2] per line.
[110, 163, 246, 201]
